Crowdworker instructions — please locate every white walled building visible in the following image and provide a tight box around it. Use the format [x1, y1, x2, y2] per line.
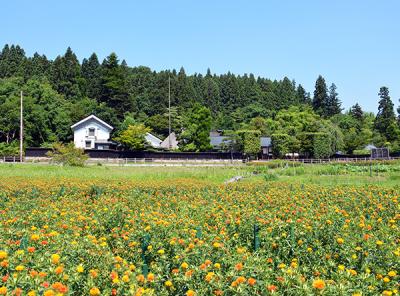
[71, 115, 114, 150]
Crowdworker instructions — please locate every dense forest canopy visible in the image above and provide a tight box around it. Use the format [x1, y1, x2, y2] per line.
[0, 44, 399, 155]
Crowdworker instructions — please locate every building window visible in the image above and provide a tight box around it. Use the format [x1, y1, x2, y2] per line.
[88, 128, 95, 137]
[85, 141, 91, 148]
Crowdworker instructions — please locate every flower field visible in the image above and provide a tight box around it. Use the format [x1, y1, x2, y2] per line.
[0, 176, 399, 295]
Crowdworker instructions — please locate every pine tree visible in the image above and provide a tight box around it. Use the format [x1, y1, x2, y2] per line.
[51, 47, 83, 100]
[82, 53, 101, 99]
[350, 103, 363, 121]
[100, 53, 131, 119]
[296, 84, 311, 104]
[26, 53, 51, 78]
[326, 83, 342, 116]
[312, 75, 328, 116]
[374, 87, 396, 140]
[0, 44, 27, 78]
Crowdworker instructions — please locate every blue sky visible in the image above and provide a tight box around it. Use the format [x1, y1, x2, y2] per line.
[1, 0, 399, 113]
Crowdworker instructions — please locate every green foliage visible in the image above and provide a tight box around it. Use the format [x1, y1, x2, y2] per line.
[374, 87, 397, 141]
[353, 149, 370, 156]
[271, 133, 290, 158]
[313, 132, 332, 158]
[46, 142, 88, 166]
[180, 104, 212, 152]
[114, 123, 151, 150]
[237, 130, 261, 157]
[0, 142, 19, 156]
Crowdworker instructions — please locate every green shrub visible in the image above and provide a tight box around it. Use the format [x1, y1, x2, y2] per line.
[353, 149, 370, 156]
[46, 142, 88, 167]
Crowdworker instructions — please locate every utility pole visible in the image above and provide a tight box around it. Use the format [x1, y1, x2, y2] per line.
[168, 76, 171, 149]
[20, 91, 23, 162]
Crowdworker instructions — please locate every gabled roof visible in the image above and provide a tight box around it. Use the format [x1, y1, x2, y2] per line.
[145, 133, 162, 148]
[160, 132, 179, 149]
[71, 115, 113, 130]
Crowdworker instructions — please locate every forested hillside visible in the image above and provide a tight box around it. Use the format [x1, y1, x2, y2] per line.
[1, 44, 399, 155]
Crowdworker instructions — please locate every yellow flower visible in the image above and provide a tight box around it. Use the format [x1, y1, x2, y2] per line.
[181, 262, 189, 269]
[213, 242, 221, 248]
[382, 291, 393, 296]
[122, 275, 129, 283]
[30, 234, 40, 241]
[383, 277, 390, 283]
[157, 249, 165, 255]
[337, 238, 344, 244]
[89, 287, 101, 296]
[0, 287, 7, 295]
[15, 265, 25, 271]
[214, 263, 221, 269]
[164, 280, 173, 287]
[376, 240, 384, 247]
[27, 291, 36, 296]
[338, 265, 345, 271]
[51, 254, 60, 264]
[0, 251, 7, 260]
[76, 265, 84, 273]
[43, 290, 54, 296]
[388, 271, 397, 277]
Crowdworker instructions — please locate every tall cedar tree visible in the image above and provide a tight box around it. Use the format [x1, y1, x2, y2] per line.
[296, 84, 311, 105]
[374, 87, 396, 140]
[99, 53, 131, 119]
[0, 44, 26, 78]
[350, 103, 363, 121]
[326, 83, 342, 116]
[51, 47, 83, 100]
[312, 75, 328, 116]
[82, 53, 101, 99]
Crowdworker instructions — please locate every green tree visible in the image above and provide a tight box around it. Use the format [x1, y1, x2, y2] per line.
[312, 75, 328, 116]
[180, 104, 212, 151]
[374, 87, 396, 141]
[0, 44, 27, 78]
[114, 123, 151, 150]
[271, 133, 290, 158]
[350, 103, 363, 121]
[326, 83, 342, 116]
[237, 130, 261, 158]
[100, 53, 131, 118]
[51, 47, 83, 100]
[82, 53, 101, 99]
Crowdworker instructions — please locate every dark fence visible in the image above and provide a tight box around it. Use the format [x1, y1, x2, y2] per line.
[25, 147, 244, 160]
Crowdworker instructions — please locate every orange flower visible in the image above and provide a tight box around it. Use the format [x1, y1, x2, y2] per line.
[136, 274, 145, 283]
[312, 279, 325, 290]
[54, 265, 64, 275]
[235, 263, 243, 271]
[147, 273, 155, 282]
[0, 287, 7, 295]
[247, 277, 256, 286]
[267, 285, 278, 292]
[27, 247, 35, 253]
[89, 287, 101, 296]
[236, 276, 246, 284]
[213, 290, 223, 296]
[186, 290, 196, 296]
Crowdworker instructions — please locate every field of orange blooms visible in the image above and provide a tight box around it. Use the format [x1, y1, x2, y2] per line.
[0, 177, 399, 295]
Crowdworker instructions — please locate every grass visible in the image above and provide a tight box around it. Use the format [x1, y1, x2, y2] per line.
[1, 160, 400, 187]
[0, 163, 247, 184]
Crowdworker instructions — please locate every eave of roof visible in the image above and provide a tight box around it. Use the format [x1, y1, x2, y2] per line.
[71, 115, 113, 130]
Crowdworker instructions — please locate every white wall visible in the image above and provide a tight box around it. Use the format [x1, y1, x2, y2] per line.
[73, 119, 111, 149]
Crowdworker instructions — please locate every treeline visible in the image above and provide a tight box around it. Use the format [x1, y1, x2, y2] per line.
[0, 44, 400, 156]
